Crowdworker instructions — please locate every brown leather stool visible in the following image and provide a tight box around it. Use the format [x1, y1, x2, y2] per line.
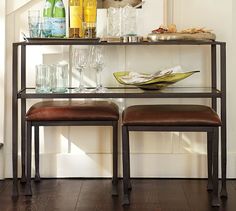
[122, 105, 222, 207]
[25, 100, 119, 196]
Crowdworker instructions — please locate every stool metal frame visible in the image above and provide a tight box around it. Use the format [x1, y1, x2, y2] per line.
[122, 125, 220, 207]
[25, 120, 118, 196]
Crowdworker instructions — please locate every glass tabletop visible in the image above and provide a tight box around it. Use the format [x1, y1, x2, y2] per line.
[16, 39, 223, 46]
[18, 87, 221, 99]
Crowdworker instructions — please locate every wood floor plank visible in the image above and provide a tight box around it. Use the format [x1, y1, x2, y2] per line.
[0, 180, 6, 193]
[76, 179, 122, 211]
[155, 179, 191, 211]
[0, 179, 235, 211]
[219, 180, 236, 211]
[182, 179, 213, 211]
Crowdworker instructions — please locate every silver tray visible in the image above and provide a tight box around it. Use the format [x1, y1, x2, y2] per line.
[24, 37, 100, 42]
[147, 32, 216, 42]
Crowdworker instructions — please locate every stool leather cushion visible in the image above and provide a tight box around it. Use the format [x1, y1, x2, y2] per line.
[122, 105, 221, 126]
[26, 101, 119, 121]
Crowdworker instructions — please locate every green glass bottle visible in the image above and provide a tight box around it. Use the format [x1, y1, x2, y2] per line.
[43, 0, 55, 37]
[52, 0, 66, 37]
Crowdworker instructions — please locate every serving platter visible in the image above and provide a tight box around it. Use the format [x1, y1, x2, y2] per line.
[113, 71, 199, 90]
[147, 32, 216, 42]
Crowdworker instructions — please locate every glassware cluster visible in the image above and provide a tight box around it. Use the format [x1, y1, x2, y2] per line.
[72, 46, 106, 93]
[28, 0, 137, 38]
[28, 0, 66, 38]
[28, 0, 98, 38]
[36, 46, 106, 93]
[30, 1, 138, 92]
[35, 64, 69, 93]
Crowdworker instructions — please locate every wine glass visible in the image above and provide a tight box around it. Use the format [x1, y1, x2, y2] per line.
[89, 46, 106, 92]
[73, 48, 89, 92]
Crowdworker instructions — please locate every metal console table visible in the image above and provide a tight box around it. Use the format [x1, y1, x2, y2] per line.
[12, 39, 227, 198]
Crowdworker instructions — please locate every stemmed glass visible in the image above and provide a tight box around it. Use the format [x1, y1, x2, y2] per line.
[73, 48, 89, 92]
[89, 46, 106, 92]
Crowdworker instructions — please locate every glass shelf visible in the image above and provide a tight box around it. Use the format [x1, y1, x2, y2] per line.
[15, 39, 224, 46]
[18, 87, 221, 99]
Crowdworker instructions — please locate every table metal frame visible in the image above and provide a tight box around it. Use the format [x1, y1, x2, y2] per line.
[12, 40, 227, 198]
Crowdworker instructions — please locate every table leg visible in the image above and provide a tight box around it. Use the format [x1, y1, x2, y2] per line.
[220, 43, 227, 198]
[211, 44, 217, 111]
[20, 45, 26, 183]
[12, 44, 18, 198]
[20, 99, 26, 183]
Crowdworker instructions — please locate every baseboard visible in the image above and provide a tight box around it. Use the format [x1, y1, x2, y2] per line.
[3, 152, 236, 178]
[2, 177, 236, 181]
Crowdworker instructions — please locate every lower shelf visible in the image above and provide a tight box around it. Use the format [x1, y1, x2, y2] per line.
[17, 87, 222, 99]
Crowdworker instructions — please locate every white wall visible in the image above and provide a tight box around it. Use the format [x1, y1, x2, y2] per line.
[0, 0, 6, 143]
[231, 0, 236, 171]
[0, 0, 6, 179]
[3, 0, 236, 179]
[174, 0, 236, 176]
[7, 0, 31, 14]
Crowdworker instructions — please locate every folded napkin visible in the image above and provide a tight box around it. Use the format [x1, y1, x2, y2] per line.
[120, 66, 183, 84]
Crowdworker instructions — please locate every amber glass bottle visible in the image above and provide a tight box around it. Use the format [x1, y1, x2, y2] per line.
[69, 0, 83, 38]
[83, 0, 97, 38]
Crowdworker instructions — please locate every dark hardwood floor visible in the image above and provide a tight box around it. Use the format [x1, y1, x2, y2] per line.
[0, 179, 235, 211]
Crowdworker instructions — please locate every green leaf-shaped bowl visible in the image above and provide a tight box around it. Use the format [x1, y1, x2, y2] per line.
[113, 70, 199, 90]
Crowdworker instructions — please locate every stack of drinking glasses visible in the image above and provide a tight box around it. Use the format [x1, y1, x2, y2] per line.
[107, 5, 137, 37]
[72, 46, 106, 93]
[35, 64, 69, 93]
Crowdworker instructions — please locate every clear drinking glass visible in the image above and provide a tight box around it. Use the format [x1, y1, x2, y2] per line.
[51, 64, 69, 93]
[73, 48, 89, 92]
[89, 46, 106, 92]
[107, 6, 137, 37]
[107, 7, 122, 37]
[35, 64, 51, 93]
[41, 19, 52, 38]
[122, 5, 137, 35]
[28, 10, 41, 38]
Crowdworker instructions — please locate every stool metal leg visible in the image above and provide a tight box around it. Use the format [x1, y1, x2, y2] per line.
[25, 121, 32, 196]
[220, 42, 227, 198]
[207, 132, 213, 191]
[221, 145, 227, 197]
[34, 126, 40, 182]
[112, 121, 118, 196]
[12, 43, 19, 198]
[122, 125, 130, 205]
[127, 129, 132, 191]
[212, 127, 220, 207]
[20, 121, 27, 183]
[221, 136, 227, 197]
